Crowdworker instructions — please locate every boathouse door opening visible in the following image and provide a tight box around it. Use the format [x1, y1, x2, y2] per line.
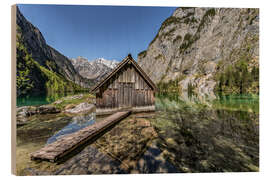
[119, 82, 134, 108]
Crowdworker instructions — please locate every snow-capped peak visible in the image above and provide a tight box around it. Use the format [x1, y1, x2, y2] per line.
[95, 58, 118, 69]
[71, 56, 119, 81]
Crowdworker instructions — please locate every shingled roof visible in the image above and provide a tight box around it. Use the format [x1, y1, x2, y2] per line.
[91, 54, 157, 93]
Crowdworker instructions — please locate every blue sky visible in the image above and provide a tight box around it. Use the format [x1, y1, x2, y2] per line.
[18, 4, 176, 61]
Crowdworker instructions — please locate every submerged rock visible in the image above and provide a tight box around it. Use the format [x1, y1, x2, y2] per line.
[93, 114, 159, 171]
[16, 105, 61, 124]
[35, 105, 61, 115]
[16, 106, 33, 124]
[165, 138, 178, 147]
[16, 94, 95, 123]
[64, 102, 95, 114]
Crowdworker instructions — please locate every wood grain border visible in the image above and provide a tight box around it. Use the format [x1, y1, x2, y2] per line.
[11, 4, 17, 175]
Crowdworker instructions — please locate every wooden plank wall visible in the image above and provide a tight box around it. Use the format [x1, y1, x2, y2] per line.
[96, 64, 154, 109]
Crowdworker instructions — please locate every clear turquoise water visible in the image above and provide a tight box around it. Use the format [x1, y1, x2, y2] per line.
[16, 92, 83, 107]
[213, 94, 259, 114]
[16, 92, 259, 173]
[151, 93, 259, 172]
[46, 112, 96, 144]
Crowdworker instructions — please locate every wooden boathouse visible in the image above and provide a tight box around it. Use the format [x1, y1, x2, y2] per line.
[91, 54, 157, 115]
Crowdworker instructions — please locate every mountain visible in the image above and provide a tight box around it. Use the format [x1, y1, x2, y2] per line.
[16, 7, 92, 97]
[71, 57, 118, 82]
[138, 8, 259, 95]
[95, 58, 118, 69]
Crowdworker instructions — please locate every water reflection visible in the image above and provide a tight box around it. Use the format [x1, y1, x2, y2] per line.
[16, 92, 259, 174]
[213, 94, 259, 114]
[152, 93, 259, 172]
[157, 92, 259, 113]
[181, 90, 217, 107]
[47, 112, 96, 144]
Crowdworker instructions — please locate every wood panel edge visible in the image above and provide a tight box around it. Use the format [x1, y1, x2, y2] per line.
[11, 4, 17, 175]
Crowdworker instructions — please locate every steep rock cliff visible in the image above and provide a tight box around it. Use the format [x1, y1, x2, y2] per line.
[138, 8, 259, 94]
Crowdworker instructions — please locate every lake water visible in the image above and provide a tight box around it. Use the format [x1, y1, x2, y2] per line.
[16, 92, 259, 174]
[151, 93, 259, 172]
[16, 92, 84, 107]
[46, 112, 96, 144]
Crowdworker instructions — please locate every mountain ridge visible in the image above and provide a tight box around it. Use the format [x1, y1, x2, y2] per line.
[71, 57, 119, 82]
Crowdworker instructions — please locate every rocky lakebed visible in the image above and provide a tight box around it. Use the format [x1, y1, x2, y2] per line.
[16, 93, 259, 175]
[16, 94, 173, 175]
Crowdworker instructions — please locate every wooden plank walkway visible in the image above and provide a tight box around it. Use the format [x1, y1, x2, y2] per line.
[31, 111, 131, 162]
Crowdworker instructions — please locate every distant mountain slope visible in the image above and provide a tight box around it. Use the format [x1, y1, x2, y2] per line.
[138, 8, 259, 95]
[16, 7, 93, 97]
[71, 57, 118, 82]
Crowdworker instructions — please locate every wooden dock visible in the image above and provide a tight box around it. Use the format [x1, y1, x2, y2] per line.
[31, 111, 131, 162]
[96, 105, 155, 116]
